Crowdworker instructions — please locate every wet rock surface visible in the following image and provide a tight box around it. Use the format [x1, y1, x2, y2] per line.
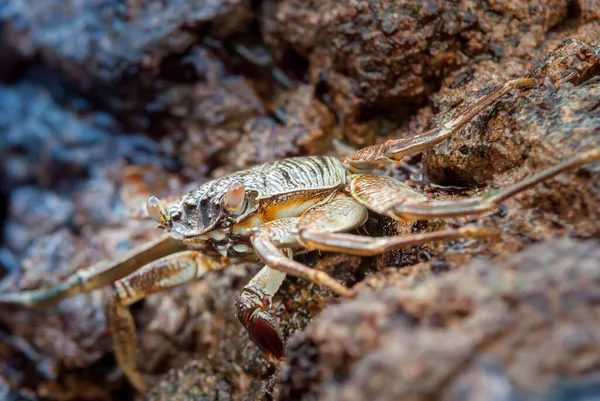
[0, 0, 598, 400]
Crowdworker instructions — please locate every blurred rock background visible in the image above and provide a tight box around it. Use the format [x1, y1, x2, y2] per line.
[0, 1, 598, 400]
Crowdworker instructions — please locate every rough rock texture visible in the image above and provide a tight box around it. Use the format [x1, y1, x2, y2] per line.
[424, 39, 600, 183]
[0, 79, 176, 265]
[0, 80, 179, 400]
[227, 84, 337, 171]
[0, 0, 599, 400]
[261, 0, 586, 145]
[279, 238, 600, 401]
[0, 1, 336, 182]
[0, 0, 253, 83]
[423, 39, 600, 235]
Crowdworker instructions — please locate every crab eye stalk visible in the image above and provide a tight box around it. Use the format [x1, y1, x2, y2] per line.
[225, 181, 245, 212]
[146, 196, 169, 226]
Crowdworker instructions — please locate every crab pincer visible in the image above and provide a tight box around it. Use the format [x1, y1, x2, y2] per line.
[235, 289, 284, 360]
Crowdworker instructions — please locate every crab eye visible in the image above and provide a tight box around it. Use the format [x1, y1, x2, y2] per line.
[147, 196, 168, 225]
[225, 182, 245, 212]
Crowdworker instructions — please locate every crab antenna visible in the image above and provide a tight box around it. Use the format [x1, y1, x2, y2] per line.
[146, 196, 169, 226]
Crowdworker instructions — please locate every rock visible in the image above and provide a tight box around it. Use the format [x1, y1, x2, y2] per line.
[227, 84, 336, 171]
[0, 374, 40, 401]
[261, 0, 575, 145]
[0, 80, 174, 188]
[279, 238, 600, 401]
[0, 1, 265, 178]
[422, 39, 600, 234]
[0, 0, 252, 84]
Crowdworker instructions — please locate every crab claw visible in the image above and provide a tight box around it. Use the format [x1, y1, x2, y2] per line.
[235, 289, 284, 360]
[246, 309, 284, 360]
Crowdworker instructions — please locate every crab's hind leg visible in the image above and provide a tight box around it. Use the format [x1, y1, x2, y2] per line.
[351, 149, 600, 222]
[107, 250, 224, 392]
[0, 234, 186, 307]
[297, 190, 497, 255]
[300, 224, 498, 256]
[345, 78, 536, 172]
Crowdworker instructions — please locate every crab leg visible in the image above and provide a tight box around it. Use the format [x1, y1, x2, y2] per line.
[107, 250, 224, 392]
[242, 194, 367, 357]
[299, 225, 498, 256]
[344, 77, 536, 172]
[251, 193, 368, 299]
[297, 191, 497, 255]
[351, 149, 600, 221]
[251, 219, 356, 299]
[0, 234, 186, 307]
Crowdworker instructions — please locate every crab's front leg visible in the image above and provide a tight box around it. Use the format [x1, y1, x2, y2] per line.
[344, 78, 536, 172]
[0, 235, 185, 307]
[235, 265, 286, 359]
[235, 193, 368, 357]
[107, 251, 224, 392]
[296, 189, 498, 254]
[251, 194, 369, 299]
[237, 193, 496, 358]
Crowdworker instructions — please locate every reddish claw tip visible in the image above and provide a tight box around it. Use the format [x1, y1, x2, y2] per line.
[248, 309, 284, 360]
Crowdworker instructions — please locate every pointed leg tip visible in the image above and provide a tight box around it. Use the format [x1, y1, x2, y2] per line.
[330, 283, 356, 298]
[583, 148, 600, 163]
[479, 228, 502, 239]
[132, 378, 148, 394]
[0, 290, 40, 308]
[519, 77, 537, 88]
[125, 370, 148, 393]
[266, 348, 285, 363]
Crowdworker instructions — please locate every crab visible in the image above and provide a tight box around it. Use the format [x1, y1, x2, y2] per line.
[1, 77, 599, 393]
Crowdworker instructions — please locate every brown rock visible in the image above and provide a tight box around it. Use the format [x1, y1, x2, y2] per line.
[279, 238, 600, 401]
[0, 0, 252, 84]
[262, 0, 574, 145]
[227, 84, 336, 170]
[423, 39, 600, 234]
